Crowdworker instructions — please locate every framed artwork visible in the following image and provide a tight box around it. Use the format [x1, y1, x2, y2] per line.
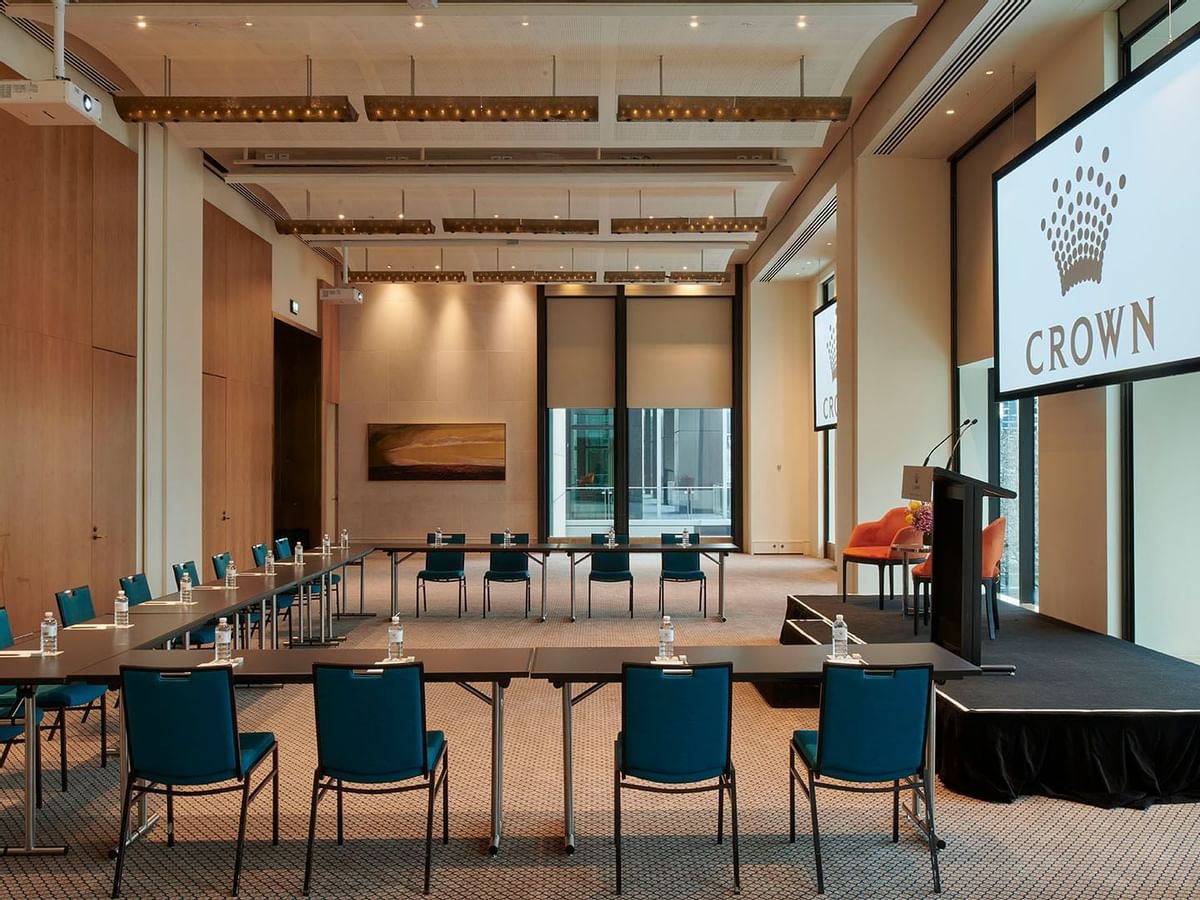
[367, 423, 506, 481]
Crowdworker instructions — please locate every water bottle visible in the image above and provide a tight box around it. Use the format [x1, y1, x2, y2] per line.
[340, 528, 349, 550]
[387, 616, 405, 661]
[114, 590, 129, 627]
[225, 561, 238, 589]
[607, 526, 616, 548]
[503, 527, 512, 547]
[832, 614, 849, 659]
[180, 572, 193, 603]
[434, 527, 443, 547]
[296, 542, 305, 565]
[215, 617, 233, 662]
[265, 549, 276, 575]
[682, 525, 691, 546]
[323, 533, 331, 554]
[658, 615, 675, 660]
[40, 612, 58, 655]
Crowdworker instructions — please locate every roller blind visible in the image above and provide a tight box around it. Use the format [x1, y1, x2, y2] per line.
[546, 296, 615, 408]
[627, 297, 733, 408]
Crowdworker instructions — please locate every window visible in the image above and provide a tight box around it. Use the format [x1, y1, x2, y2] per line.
[628, 408, 732, 537]
[1126, 0, 1200, 72]
[548, 408, 615, 537]
[819, 273, 836, 553]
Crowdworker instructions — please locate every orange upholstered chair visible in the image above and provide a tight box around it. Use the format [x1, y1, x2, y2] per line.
[912, 517, 1007, 639]
[841, 507, 927, 609]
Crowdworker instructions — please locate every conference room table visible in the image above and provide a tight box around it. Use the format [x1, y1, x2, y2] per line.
[71, 646, 532, 856]
[530, 642, 981, 854]
[0, 546, 370, 856]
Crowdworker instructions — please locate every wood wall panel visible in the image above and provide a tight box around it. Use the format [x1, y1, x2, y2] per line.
[91, 131, 138, 358]
[90, 349, 137, 612]
[227, 379, 274, 563]
[0, 327, 92, 634]
[0, 113, 93, 345]
[202, 373, 229, 568]
[203, 203, 230, 377]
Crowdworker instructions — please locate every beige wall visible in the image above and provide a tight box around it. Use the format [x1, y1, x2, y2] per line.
[745, 279, 817, 554]
[337, 283, 538, 538]
[1034, 11, 1122, 635]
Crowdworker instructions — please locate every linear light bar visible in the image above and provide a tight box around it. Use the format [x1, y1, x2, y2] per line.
[611, 216, 766, 235]
[473, 270, 597, 284]
[275, 219, 436, 236]
[617, 95, 850, 123]
[364, 95, 598, 122]
[604, 270, 667, 284]
[668, 271, 730, 284]
[113, 95, 359, 123]
[350, 270, 467, 284]
[443, 218, 599, 235]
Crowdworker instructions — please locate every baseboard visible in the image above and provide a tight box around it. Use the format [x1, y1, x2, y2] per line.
[750, 540, 812, 555]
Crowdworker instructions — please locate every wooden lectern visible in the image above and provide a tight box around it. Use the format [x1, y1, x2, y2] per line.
[902, 466, 1015, 666]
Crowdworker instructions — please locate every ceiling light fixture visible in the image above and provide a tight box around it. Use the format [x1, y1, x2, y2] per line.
[473, 270, 596, 284]
[275, 219, 436, 236]
[365, 94, 598, 122]
[244, 21, 253, 28]
[985, 69, 995, 76]
[797, 18, 808, 29]
[618, 94, 849, 122]
[689, 18, 700, 29]
[351, 269, 466, 284]
[946, 109, 956, 115]
[136, 20, 147, 29]
[414, 17, 424, 28]
[612, 216, 766, 235]
[606, 270, 667, 284]
[669, 270, 730, 284]
[442, 217, 599, 235]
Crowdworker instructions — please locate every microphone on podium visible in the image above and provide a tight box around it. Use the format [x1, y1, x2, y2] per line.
[944, 418, 979, 468]
[921, 418, 971, 467]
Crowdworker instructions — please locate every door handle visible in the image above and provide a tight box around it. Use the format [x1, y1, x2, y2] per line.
[221, 511, 231, 522]
[92, 527, 105, 541]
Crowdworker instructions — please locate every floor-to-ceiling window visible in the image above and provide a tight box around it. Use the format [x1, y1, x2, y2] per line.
[548, 408, 615, 537]
[818, 274, 837, 555]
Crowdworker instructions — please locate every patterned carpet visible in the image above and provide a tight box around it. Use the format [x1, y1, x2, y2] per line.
[3, 552, 1199, 898]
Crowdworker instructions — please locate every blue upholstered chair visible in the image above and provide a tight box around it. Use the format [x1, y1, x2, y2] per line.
[0, 607, 62, 809]
[659, 532, 706, 617]
[44, 586, 109, 789]
[273, 536, 341, 610]
[483, 533, 531, 619]
[251, 543, 295, 646]
[212, 553, 261, 645]
[111, 665, 278, 898]
[589, 533, 634, 619]
[615, 663, 739, 895]
[790, 662, 939, 894]
[304, 662, 448, 896]
[171, 561, 216, 646]
[417, 533, 467, 618]
[118, 573, 153, 606]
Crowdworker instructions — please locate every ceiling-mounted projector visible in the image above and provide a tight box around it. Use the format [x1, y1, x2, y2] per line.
[320, 286, 364, 305]
[0, 79, 102, 125]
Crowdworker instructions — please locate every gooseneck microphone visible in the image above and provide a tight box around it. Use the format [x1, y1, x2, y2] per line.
[944, 418, 979, 468]
[922, 419, 971, 467]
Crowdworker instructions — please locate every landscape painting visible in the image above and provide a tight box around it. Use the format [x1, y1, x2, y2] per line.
[367, 423, 506, 481]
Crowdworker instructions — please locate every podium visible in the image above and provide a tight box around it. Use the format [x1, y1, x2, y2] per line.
[902, 466, 1015, 666]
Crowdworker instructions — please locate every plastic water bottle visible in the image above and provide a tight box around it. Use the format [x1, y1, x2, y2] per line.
[340, 528, 349, 550]
[832, 614, 849, 659]
[296, 542, 305, 565]
[180, 572, 193, 603]
[114, 590, 129, 627]
[40, 612, 58, 655]
[323, 533, 331, 554]
[215, 617, 233, 662]
[434, 527, 443, 547]
[503, 527, 512, 547]
[388, 616, 405, 661]
[658, 615, 675, 660]
[607, 526, 616, 548]
[265, 549, 276, 575]
[225, 561, 238, 589]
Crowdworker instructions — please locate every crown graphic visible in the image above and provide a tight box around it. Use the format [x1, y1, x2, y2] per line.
[825, 323, 837, 379]
[1039, 136, 1125, 296]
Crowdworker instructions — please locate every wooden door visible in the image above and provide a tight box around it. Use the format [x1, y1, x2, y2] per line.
[90, 349, 137, 613]
[202, 373, 229, 568]
[226, 378, 273, 566]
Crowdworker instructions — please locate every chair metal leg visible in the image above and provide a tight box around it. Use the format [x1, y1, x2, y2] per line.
[424, 771, 435, 894]
[841, 559, 847, 602]
[232, 778, 251, 897]
[717, 775, 724, 844]
[889, 565, 895, 602]
[416, 578, 422, 619]
[441, 748, 449, 844]
[808, 770, 824, 894]
[728, 767, 741, 895]
[483, 579, 489, 619]
[111, 777, 135, 898]
[984, 581, 997, 641]
[166, 786, 175, 846]
[659, 578, 665, 616]
[56, 710, 67, 792]
[272, 746, 279, 845]
[788, 745, 796, 843]
[924, 772, 942, 893]
[587, 580, 592, 618]
[877, 565, 885, 611]
[100, 697, 108, 768]
[892, 780, 900, 843]
[991, 578, 1001, 634]
[302, 772, 321, 897]
[614, 741, 622, 895]
[524, 579, 531, 618]
[457, 579, 463, 619]
[628, 580, 634, 619]
[702, 578, 708, 618]
[336, 779, 344, 845]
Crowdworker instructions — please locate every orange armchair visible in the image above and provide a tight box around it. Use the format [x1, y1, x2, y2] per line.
[912, 517, 1007, 638]
[841, 507, 928, 609]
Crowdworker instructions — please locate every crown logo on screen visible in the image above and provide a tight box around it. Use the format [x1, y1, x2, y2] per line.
[1039, 136, 1126, 296]
[826, 322, 837, 379]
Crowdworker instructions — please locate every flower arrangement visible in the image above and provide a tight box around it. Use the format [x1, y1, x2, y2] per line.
[907, 500, 933, 538]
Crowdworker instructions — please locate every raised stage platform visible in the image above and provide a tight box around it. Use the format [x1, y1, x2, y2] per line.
[775, 594, 1200, 810]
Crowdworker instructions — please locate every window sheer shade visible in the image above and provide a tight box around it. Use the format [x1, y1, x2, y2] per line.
[627, 297, 733, 408]
[546, 297, 616, 408]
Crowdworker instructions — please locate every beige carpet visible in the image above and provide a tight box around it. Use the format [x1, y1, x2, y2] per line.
[2, 552, 1198, 898]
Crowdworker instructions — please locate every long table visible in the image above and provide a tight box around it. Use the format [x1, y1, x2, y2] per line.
[530, 643, 981, 853]
[71, 647, 532, 855]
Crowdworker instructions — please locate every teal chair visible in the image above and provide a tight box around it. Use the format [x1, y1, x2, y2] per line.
[483, 533, 530, 618]
[45, 586, 109, 789]
[303, 662, 448, 896]
[589, 533, 633, 619]
[0, 607, 63, 809]
[171, 561, 216, 646]
[659, 532, 707, 617]
[417, 533, 467, 618]
[616, 662, 739, 895]
[790, 663, 939, 894]
[212, 553, 261, 645]
[251, 543, 295, 646]
[118, 573, 153, 606]
[111, 665, 278, 898]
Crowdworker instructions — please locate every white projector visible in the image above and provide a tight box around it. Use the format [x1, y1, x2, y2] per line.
[320, 286, 364, 305]
[0, 79, 102, 126]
